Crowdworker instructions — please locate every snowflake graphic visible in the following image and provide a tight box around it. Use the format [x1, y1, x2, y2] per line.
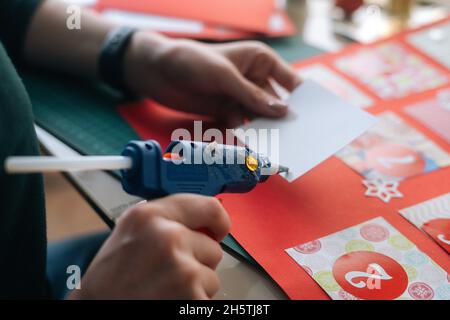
[362, 178, 403, 203]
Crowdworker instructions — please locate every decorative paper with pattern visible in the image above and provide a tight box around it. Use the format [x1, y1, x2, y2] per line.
[297, 64, 373, 109]
[400, 193, 450, 254]
[334, 42, 448, 99]
[404, 88, 450, 144]
[335, 112, 450, 182]
[407, 21, 450, 69]
[286, 217, 450, 300]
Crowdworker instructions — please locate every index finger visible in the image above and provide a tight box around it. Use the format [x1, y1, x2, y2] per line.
[148, 194, 231, 241]
[269, 54, 302, 92]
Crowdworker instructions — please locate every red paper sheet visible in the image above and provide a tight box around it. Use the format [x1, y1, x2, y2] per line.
[95, 0, 279, 34]
[159, 10, 296, 40]
[118, 17, 450, 299]
[94, 8, 296, 40]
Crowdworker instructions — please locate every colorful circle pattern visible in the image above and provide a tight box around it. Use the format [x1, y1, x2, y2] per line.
[294, 240, 322, 254]
[408, 282, 434, 300]
[360, 223, 390, 242]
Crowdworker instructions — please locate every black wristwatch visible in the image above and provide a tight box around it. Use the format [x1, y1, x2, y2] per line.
[98, 26, 137, 95]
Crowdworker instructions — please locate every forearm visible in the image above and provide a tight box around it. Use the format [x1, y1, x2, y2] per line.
[23, 0, 166, 80]
[23, 0, 111, 78]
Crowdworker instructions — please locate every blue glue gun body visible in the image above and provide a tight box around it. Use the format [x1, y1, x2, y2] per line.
[121, 140, 272, 199]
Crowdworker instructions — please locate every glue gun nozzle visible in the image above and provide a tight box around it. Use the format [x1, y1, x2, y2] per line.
[277, 165, 289, 174]
[267, 163, 289, 175]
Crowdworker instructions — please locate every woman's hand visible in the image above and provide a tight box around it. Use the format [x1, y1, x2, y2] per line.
[124, 32, 301, 126]
[69, 194, 230, 300]
[26, 2, 301, 127]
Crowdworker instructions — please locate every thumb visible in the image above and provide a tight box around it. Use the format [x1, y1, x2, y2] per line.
[220, 69, 288, 118]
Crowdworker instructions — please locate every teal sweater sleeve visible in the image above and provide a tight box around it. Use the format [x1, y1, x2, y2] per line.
[0, 0, 42, 60]
[0, 0, 48, 298]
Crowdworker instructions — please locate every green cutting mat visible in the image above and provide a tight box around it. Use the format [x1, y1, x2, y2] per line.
[21, 35, 323, 265]
[23, 72, 137, 156]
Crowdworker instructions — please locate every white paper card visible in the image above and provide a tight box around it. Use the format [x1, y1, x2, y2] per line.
[235, 80, 377, 182]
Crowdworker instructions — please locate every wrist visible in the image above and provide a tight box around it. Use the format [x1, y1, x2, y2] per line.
[123, 31, 175, 96]
[98, 26, 138, 95]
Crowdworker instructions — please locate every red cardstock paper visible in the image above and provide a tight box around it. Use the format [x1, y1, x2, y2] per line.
[118, 17, 450, 299]
[95, 0, 282, 34]
[93, 7, 296, 40]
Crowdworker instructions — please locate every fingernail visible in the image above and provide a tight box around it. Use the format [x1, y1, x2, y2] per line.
[268, 100, 288, 111]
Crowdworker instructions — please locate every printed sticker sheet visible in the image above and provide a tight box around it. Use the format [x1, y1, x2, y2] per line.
[286, 217, 450, 300]
[336, 112, 450, 181]
[404, 88, 450, 144]
[400, 193, 450, 254]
